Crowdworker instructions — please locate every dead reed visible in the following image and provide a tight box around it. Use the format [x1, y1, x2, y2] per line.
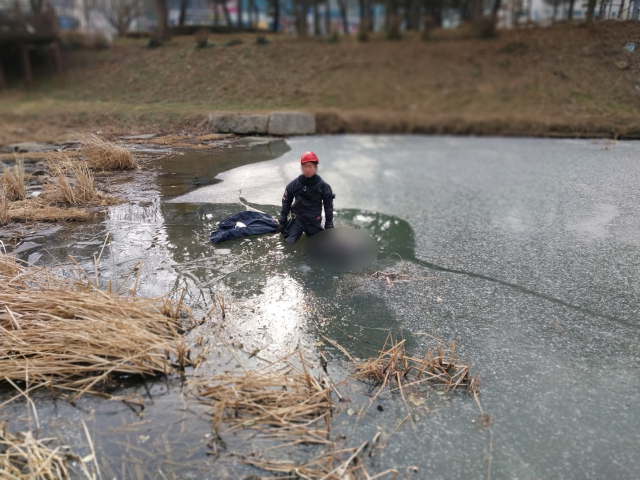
[42, 156, 116, 207]
[81, 135, 138, 171]
[0, 382, 98, 480]
[353, 332, 476, 394]
[0, 424, 74, 480]
[0, 253, 192, 400]
[0, 186, 9, 225]
[1, 158, 26, 201]
[6, 199, 91, 223]
[190, 352, 331, 443]
[245, 442, 398, 479]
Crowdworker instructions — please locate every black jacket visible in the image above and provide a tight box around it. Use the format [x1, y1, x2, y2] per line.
[210, 211, 279, 244]
[279, 174, 334, 227]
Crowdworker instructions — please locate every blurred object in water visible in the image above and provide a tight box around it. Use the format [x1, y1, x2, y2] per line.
[305, 227, 378, 272]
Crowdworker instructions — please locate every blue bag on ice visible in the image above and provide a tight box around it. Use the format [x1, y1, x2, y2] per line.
[210, 211, 280, 244]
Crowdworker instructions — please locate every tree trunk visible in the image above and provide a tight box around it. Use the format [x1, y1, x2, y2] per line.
[423, 0, 442, 26]
[473, 0, 483, 20]
[598, 0, 606, 17]
[404, 0, 412, 28]
[295, 0, 308, 36]
[155, 0, 169, 40]
[567, 0, 575, 19]
[29, 0, 44, 14]
[552, 0, 558, 21]
[222, 0, 232, 26]
[272, 0, 280, 31]
[618, 0, 626, 17]
[179, 0, 187, 25]
[314, 0, 321, 34]
[586, 0, 597, 21]
[459, 0, 471, 21]
[369, 3, 375, 30]
[491, 0, 501, 22]
[237, 0, 243, 28]
[324, 0, 331, 33]
[359, 0, 366, 25]
[337, 0, 348, 33]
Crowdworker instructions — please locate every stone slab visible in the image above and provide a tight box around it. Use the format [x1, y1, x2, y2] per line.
[267, 112, 316, 136]
[2, 142, 57, 153]
[120, 134, 158, 140]
[209, 113, 269, 134]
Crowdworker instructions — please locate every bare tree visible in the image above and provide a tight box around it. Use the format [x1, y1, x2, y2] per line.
[29, 0, 47, 15]
[586, 0, 597, 21]
[154, 0, 169, 39]
[567, 0, 575, 19]
[218, 0, 233, 25]
[491, 0, 501, 23]
[294, 0, 308, 36]
[96, 0, 146, 35]
[313, 0, 320, 34]
[324, 0, 330, 33]
[617, 0, 625, 17]
[270, 0, 280, 31]
[423, 0, 442, 26]
[178, 0, 187, 25]
[237, 0, 243, 27]
[336, 0, 348, 33]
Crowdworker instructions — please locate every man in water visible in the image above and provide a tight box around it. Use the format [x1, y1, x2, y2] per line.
[278, 151, 334, 245]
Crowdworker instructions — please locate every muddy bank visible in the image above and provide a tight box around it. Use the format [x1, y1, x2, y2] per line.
[315, 111, 640, 139]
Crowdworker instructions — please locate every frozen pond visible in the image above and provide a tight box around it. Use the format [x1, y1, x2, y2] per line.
[3, 135, 639, 479]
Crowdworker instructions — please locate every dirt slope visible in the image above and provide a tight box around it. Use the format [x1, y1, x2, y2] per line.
[1, 21, 638, 142]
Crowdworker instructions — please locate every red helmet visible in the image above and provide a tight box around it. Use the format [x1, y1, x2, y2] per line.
[300, 151, 319, 164]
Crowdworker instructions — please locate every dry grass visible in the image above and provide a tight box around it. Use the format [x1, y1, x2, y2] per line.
[353, 332, 476, 393]
[0, 250, 21, 277]
[0, 382, 99, 480]
[0, 154, 117, 225]
[6, 200, 91, 223]
[245, 443, 398, 479]
[0, 187, 9, 225]
[0, 423, 74, 480]
[190, 351, 400, 479]
[190, 351, 331, 442]
[0, 252, 192, 400]
[81, 135, 138, 171]
[42, 155, 116, 207]
[1, 159, 26, 201]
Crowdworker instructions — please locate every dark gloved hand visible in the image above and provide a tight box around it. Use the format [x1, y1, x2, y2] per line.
[277, 218, 287, 232]
[325, 223, 334, 229]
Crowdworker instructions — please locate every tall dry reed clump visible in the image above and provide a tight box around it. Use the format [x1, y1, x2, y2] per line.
[0, 252, 192, 400]
[42, 155, 116, 207]
[81, 135, 138, 170]
[1, 158, 26, 201]
[1, 154, 117, 224]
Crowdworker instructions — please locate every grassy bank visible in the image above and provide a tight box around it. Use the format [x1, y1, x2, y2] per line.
[1, 21, 638, 142]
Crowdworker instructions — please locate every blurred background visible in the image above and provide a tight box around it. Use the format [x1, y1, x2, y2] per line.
[0, 0, 638, 142]
[1, 0, 640, 477]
